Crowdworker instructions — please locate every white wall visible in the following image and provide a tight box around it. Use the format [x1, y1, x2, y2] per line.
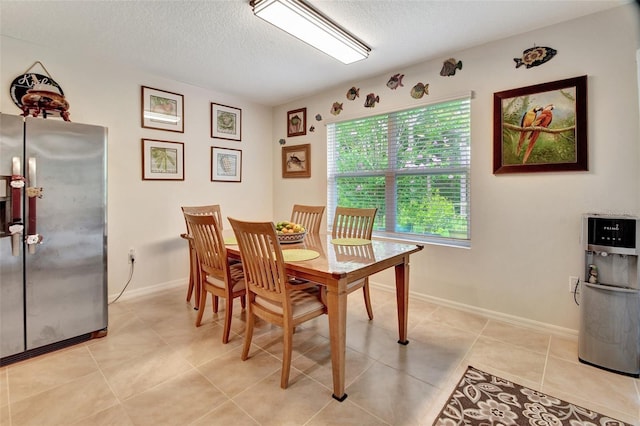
[272, 5, 640, 333]
[2, 5, 637, 334]
[0, 37, 274, 300]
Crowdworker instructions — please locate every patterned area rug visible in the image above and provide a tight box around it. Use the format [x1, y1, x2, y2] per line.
[433, 366, 631, 425]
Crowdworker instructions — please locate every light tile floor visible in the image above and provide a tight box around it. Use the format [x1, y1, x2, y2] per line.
[1, 286, 639, 425]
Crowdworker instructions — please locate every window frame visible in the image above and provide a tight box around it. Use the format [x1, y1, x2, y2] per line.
[326, 93, 472, 248]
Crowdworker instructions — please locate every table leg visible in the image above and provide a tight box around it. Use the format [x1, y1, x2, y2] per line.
[326, 278, 348, 401]
[395, 255, 410, 345]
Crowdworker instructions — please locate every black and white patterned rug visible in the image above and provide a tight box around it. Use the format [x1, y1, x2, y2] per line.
[433, 366, 631, 425]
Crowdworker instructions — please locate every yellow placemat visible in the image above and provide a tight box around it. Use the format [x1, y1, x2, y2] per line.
[224, 236, 238, 245]
[331, 238, 371, 246]
[282, 249, 319, 262]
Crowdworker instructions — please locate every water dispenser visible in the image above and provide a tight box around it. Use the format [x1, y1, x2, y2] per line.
[579, 214, 640, 377]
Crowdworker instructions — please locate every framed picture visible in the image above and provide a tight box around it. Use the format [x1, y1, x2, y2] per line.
[211, 103, 242, 141]
[211, 147, 242, 182]
[493, 75, 587, 174]
[287, 107, 306, 137]
[282, 143, 310, 178]
[141, 139, 184, 181]
[141, 86, 184, 133]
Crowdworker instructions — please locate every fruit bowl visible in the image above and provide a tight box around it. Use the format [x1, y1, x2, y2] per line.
[277, 231, 306, 244]
[275, 220, 306, 244]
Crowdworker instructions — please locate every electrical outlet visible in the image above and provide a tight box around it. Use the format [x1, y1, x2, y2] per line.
[569, 276, 579, 292]
[128, 248, 136, 263]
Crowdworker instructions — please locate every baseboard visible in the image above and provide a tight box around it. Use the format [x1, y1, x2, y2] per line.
[369, 281, 578, 339]
[113, 277, 578, 339]
[108, 279, 184, 303]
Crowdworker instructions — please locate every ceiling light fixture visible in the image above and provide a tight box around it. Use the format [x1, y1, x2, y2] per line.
[250, 0, 370, 65]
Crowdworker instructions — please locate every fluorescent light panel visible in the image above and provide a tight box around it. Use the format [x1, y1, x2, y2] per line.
[252, 0, 370, 64]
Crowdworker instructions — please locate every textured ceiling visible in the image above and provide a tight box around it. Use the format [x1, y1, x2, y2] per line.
[0, 0, 628, 106]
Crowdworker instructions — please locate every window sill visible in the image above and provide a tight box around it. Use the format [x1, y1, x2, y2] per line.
[372, 233, 470, 249]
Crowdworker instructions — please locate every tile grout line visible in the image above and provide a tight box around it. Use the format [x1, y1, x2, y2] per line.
[7, 286, 640, 425]
[2, 367, 12, 426]
[540, 335, 552, 390]
[300, 399, 333, 426]
[83, 344, 134, 425]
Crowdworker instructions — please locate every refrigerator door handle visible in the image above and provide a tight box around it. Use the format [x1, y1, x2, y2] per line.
[9, 156, 24, 256]
[26, 156, 43, 254]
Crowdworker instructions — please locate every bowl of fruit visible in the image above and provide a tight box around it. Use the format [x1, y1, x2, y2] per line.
[275, 221, 306, 244]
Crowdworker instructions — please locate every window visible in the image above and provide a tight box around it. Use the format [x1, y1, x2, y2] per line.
[327, 95, 471, 246]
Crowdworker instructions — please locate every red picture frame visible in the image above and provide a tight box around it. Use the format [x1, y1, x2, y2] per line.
[287, 107, 306, 137]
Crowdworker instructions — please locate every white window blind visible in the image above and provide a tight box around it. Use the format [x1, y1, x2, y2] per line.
[327, 95, 471, 245]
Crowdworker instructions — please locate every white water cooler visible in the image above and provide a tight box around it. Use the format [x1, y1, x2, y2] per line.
[579, 215, 640, 377]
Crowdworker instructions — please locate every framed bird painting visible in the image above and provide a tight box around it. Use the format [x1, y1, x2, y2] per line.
[493, 75, 588, 174]
[282, 144, 310, 178]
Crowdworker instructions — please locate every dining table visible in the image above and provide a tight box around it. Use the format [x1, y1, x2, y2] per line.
[224, 231, 423, 401]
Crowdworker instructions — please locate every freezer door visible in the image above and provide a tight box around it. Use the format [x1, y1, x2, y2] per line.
[24, 117, 107, 350]
[0, 114, 26, 358]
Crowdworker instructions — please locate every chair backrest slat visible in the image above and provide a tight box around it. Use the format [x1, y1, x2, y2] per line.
[184, 212, 227, 279]
[182, 204, 223, 232]
[230, 218, 286, 302]
[290, 204, 325, 234]
[332, 207, 377, 239]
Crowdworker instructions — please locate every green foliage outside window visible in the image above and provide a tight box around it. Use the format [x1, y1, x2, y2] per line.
[328, 97, 471, 244]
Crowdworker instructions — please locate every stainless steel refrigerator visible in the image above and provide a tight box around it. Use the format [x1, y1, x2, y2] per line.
[0, 113, 108, 365]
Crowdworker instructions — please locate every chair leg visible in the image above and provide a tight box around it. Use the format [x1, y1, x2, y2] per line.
[363, 280, 374, 320]
[186, 271, 194, 303]
[193, 249, 202, 311]
[222, 296, 233, 344]
[195, 289, 207, 327]
[319, 285, 327, 305]
[240, 295, 246, 309]
[194, 269, 201, 311]
[281, 325, 294, 389]
[241, 308, 254, 361]
[186, 245, 196, 303]
[213, 296, 219, 313]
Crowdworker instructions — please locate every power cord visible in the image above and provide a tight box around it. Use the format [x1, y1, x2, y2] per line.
[108, 259, 135, 305]
[573, 277, 580, 306]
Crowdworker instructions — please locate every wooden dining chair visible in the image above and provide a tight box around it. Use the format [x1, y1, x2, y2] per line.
[182, 204, 224, 229]
[228, 217, 326, 389]
[290, 204, 325, 234]
[184, 212, 246, 343]
[181, 205, 224, 309]
[332, 206, 378, 320]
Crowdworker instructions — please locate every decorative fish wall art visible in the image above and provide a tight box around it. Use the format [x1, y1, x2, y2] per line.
[330, 102, 343, 115]
[364, 93, 379, 108]
[514, 46, 557, 69]
[440, 58, 462, 77]
[386, 73, 404, 90]
[346, 86, 360, 100]
[410, 82, 429, 99]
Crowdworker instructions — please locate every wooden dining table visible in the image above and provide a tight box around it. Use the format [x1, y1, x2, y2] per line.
[225, 232, 423, 401]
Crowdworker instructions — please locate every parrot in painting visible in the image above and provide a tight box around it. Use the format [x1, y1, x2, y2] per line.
[523, 104, 554, 164]
[516, 106, 542, 156]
